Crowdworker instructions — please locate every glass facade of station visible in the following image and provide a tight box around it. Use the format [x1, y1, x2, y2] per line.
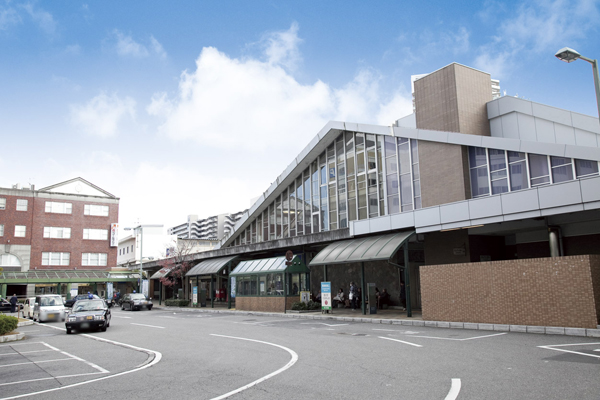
[468, 146, 600, 197]
[229, 131, 422, 246]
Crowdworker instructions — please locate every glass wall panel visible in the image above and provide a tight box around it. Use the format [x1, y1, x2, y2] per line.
[550, 156, 573, 183]
[489, 149, 508, 195]
[296, 177, 304, 236]
[470, 166, 490, 196]
[251, 221, 256, 243]
[329, 186, 337, 230]
[282, 189, 289, 237]
[529, 154, 550, 186]
[289, 182, 296, 237]
[275, 195, 282, 238]
[469, 146, 487, 167]
[507, 151, 528, 191]
[262, 210, 268, 242]
[377, 135, 385, 215]
[304, 168, 311, 234]
[575, 159, 599, 178]
[387, 195, 400, 214]
[357, 174, 367, 220]
[311, 162, 320, 233]
[357, 151, 366, 174]
[411, 140, 421, 209]
[320, 186, 328, 231]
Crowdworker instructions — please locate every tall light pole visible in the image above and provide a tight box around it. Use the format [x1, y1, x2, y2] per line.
[555, 47, 600, 119]
[125, 225, 144, 294]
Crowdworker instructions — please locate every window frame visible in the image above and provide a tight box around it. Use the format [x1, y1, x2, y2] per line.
[16, 199, 28, 211]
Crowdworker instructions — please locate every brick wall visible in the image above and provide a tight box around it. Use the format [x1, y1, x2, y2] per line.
[235, 296, 287, 312]
[421, 255, 599, 328]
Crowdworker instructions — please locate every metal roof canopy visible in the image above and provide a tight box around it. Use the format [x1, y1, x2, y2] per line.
[0, 270, 139, 284]
[309, 231, 415, 266]
[186, 255, 239, 277]
[230, 255, 309, 276]
[150, 267, 174, 280]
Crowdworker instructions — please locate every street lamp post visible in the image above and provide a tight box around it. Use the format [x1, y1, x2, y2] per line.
[555, 47, 600, 119]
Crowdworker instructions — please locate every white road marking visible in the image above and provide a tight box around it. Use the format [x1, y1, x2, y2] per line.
[378, 336, 422, 348]
[0, 372, 106, 387]
[538, 342, 600, 359]
[444, 378, 461, 400]
[112, 316, 132, 319]
[209, 334, 298, 400]
[233, 319, 297, 326]
[43, 343, 109, 373]
[300, 322, 349, 327]
[0, 324, 162, 400]
[0, 350, 54, 356]
[0, 358, 74, 368]
[372, 329, 396, 332]
[130, 323, 165, 329]
[409, 332, 507, 341]
[157, 316, 178, 319]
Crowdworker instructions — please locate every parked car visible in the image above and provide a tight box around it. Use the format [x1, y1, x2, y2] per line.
[33, 294, 66, 322]
[65, 299, 111, 334]
[22, 297, 37, 318]
[120, 293, 153, 311]
[64, 294, 100, 308]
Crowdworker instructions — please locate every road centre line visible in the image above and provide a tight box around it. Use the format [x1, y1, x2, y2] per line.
[209, 334, 298, 400]
[378, 336, 423, 347]
[130, 323, 165, 329]
[300, 322, 349, 327]
[408, 332, 507, 341]
[444, 379, 462, 400]
[0, 323, 162, 400]
[538, 342, 600, 360]
[372, 329, 396, 332]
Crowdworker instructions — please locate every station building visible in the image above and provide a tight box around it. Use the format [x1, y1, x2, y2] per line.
[141, 63, 600, 329]
[0, 177, 137, 300]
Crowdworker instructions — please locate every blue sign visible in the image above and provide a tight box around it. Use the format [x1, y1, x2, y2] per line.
[321, 281, 332, 311]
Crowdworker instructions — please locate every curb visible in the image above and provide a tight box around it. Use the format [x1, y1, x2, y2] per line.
[0, 332, 25, 343]
[154, 306, 600, 338]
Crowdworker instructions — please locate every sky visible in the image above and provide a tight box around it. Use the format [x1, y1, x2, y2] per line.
[2, 0, 599, 234]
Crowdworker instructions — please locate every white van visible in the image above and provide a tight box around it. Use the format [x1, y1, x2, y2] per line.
[33, 294, 66, 322]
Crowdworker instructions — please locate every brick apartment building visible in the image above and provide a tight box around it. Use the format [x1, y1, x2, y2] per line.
[0, 177, 136, 300]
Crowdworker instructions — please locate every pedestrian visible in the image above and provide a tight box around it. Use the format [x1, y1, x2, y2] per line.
[9, 294, 18, 314]
[400, 280, 406, 311]
[349, 282, 358, 310]
[87, 291, 93, 299]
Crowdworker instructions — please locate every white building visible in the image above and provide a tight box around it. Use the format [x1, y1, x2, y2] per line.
[117, 225, 177, 268]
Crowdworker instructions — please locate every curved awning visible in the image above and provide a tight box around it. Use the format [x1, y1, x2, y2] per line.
[309, 231, 415, 266]
[230, 255, 308, 276]
[186, 255, 239, 277]
[150, 267, 174, 280]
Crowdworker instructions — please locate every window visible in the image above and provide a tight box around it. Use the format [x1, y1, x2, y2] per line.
[45, 201, 72, 214]
[82, 253, 108, 266]
[83, 228, 108, 240]
[43, 227, 71, 239]
[469, 147, 490, 197]
[529, 154, 551, 186]
[42, 252, 70, 266]
[14, 225, 26, 237]
[575, 159, 599, 178]
[508, 152, 528, 191]
[16, 199, 28, 211]
[0, 224, 3, 236]
[84, 204, 109, 216]
[550, 156, 574, 183]
[0, 198, 5, 210]
[0, 254, 20, 266]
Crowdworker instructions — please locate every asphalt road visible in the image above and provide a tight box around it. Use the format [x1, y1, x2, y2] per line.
[1, 308, 599, 400]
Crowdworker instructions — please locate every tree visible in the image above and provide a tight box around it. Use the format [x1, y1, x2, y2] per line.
[158, 239, 200, 296]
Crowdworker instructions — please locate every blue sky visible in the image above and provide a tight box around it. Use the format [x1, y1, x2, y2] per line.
[2, 0, 599, 232]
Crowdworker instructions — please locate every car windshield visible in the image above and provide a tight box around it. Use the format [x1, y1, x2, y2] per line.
[73, 300, 105, 312]
[40, 297, 62, 306]
[130, 294, 146, 300]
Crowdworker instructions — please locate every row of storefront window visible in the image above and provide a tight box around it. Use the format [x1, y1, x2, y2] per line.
[234, 272, 308, 296]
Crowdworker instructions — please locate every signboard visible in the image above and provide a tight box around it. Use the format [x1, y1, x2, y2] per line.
[142, 280, 149, 297]
[110, 223, 119, 247]
[107, 282, 113, 301]
[230, 277, 236, 298]
[192, 286, 198, 306]
[321, 282, 332, 311]
[300, 291, 310, 304]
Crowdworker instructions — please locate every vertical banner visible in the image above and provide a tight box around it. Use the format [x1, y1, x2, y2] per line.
[230, 277, 236, 298]
[110, 223, 119, 247]
[193, 286, 198, 306]
[142, 280, 149, 298]
[107, 282, 113, 301]
[321, 281, 331, 311]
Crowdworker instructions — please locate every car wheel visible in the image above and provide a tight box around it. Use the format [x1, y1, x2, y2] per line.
[100, 325, 107, 332]
[121, 304, 125, 310]
[148, 306, 152, 311]
[107, 319, 110, 328]
[66, 328, 72, 334]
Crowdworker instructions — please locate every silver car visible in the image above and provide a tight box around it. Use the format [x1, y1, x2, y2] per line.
[33, 295, 66, 322]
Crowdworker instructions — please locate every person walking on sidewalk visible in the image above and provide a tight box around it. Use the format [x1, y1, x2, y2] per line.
[9, 294, 18, 314]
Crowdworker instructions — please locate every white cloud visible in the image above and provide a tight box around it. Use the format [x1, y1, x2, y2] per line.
[0, 6, 20, 30]
[69, 92, 136, 137]
[475, 0, 600, 78]
[148, 24, 413, 154]
[262, 21, 302, 71]
[150, 35, 167, 59]
[113, 29, 149, 57]
[22, 3, 56, 35]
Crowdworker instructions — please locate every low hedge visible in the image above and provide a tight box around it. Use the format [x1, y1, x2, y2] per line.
[165, 299, 189, 307]
[0, 314, 18, 335]
[291, 301, 321, 310]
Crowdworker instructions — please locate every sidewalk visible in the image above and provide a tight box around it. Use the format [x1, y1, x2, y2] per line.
[154, 305, 600, 338]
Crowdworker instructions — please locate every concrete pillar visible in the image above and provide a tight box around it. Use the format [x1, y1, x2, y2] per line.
[0, 284, 6, 298]
[549, 229, 560, 257]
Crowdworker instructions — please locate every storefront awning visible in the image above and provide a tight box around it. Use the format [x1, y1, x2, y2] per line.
[230, 255, 309, 276]
[0, 270, 139, 284]
[309, 231, 415, 266]
[186, 255, 239, 277]
[150, 267, 174, 280]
